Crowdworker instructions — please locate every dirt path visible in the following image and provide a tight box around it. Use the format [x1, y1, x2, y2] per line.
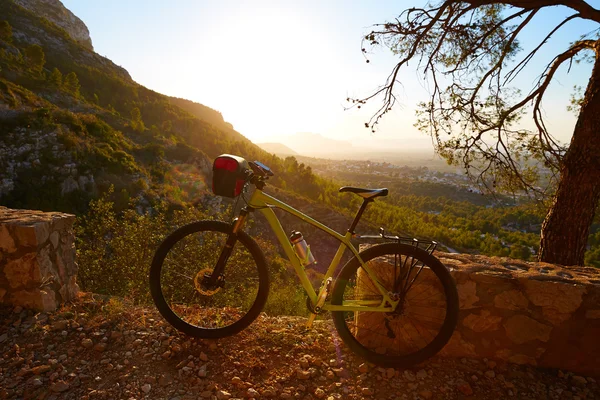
[0, 294, 597, 400]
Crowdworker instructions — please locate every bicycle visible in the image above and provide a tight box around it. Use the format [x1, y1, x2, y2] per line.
[150, 155, 459, 367]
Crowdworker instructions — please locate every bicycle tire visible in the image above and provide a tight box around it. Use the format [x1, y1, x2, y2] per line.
[150, 220, 269, 338]
[331, 243, 458, 367]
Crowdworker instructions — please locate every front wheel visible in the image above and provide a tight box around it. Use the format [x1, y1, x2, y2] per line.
[331, 243, 458, 367]
[150, 220, 269, 338]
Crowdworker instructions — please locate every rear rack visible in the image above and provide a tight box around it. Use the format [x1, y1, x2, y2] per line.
[356, 227, 438, 256]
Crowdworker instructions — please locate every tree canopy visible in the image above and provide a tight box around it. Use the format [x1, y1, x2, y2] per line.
[356, 1, 600, 266]
[0, 20, 11, 41]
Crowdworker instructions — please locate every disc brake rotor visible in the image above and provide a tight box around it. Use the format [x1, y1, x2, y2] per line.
[194, 268, 222, 296]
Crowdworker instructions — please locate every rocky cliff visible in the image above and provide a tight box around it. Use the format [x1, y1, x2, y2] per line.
[12, 0, 93, 50]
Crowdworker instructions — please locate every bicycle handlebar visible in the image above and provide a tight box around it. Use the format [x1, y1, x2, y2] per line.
[246, 160, 274, 189]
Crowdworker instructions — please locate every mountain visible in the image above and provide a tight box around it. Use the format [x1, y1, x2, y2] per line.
[256, 143, 299, 157]
[13, 0, 93, 50]
[0, 1, 264, 211]
[279, 133, 354, 157]
[0, 0, 354, 226]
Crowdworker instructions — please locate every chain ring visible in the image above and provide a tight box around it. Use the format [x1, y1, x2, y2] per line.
[194, 268, 222, 296]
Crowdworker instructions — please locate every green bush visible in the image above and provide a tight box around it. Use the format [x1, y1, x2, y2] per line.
[263, 280, 308, 317]
[76, 188, 209, 302]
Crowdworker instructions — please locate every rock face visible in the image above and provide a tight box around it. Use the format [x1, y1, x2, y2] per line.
[0, 206, 79, 311]
[357, 249, 600, 378]
[13, 0, 93, 50]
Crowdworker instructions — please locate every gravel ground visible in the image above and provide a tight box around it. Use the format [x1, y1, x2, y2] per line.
[0, 293, 598, 400]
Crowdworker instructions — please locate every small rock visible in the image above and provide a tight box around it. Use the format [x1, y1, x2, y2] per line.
[314, 388, 325, 399]
[199, 352, 208, 362]
[416, 369, 428, 380]
[94, 342, 107, 352]
[50, 381, 69, 393]
[386, 368, 395, 379]
[141, 384, 151, 394]
[158, 375, 172, 387]
[300, 357, 310, 369]
[419, 390, 433, 399]
[51, 320, 68, 331]
[572, 376, 587, 386]
[31, 365, 51, 375]
[247, 388, 260, 397]
[361, 387, 373, 396]
[231, 376, 242, 385]
[81, 338, 93, 348]
[485, 370, 496, 379]
[297, 370, 311, 380]
[457, 383, 474, 396]
[358, 363, 369, 374]
[216, 390, 231, 400]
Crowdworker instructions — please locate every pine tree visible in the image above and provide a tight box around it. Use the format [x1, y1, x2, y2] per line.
[0, 20, 11, 41]
[25, 44, 45, 72]
[130, 107, 145, 132]
[48, 68, 62, 88]
[64, 72, 80, 96]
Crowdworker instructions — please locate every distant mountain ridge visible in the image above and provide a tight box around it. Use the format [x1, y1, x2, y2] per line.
[279, 132, 353, 156]
[257, 143, 299, 157]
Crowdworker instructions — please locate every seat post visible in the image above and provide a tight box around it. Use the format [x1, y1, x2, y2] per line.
[348, 198, 372, 234]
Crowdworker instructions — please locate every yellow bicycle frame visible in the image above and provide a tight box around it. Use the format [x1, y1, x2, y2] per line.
[246, 188, 398, 313]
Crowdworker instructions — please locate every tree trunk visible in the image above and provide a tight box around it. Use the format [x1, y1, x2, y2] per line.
[538, 49, 600, 266]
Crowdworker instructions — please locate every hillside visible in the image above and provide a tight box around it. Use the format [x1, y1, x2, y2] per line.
[1, 296, 598, 400]
[0, 0, 348, 217]
[1, 0, 597, 269]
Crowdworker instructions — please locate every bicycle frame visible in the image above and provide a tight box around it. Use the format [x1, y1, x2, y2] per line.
[245, 188, 398, 313]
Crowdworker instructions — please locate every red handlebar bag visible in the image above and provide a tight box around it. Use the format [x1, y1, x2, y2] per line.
[212, 154, 249, 198]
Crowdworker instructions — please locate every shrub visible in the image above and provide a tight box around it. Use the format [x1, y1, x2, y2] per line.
[64, 71, 80, 96]
[76, 189, 210, 302]
[0, 20, 12, 41]
[24, 44, 45, 72]
[130, 107, 145, 132]
[48, 67, 62, 88]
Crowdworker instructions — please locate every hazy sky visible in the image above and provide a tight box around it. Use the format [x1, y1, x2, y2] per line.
[62, 0, 595, 150]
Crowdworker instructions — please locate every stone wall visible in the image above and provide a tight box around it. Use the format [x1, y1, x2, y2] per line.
[0, 207, 79, 311]
[357, 249, 600, 377]
[437, 253, 600, 377]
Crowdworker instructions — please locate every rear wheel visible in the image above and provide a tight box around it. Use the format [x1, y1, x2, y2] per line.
[331, 243, 458, 367]
[150, 220, 269, 338]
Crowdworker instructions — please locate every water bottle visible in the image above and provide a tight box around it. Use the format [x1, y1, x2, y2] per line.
[289, 231, 316, 266]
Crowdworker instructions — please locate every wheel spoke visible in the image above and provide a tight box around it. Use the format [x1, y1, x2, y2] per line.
[332, 244, 458, 367]
[151, 221, 267, 335]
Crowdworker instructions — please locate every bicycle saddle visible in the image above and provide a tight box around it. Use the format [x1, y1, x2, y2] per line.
[339, 186, 388, 199]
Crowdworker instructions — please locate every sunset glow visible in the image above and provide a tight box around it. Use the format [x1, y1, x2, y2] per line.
[63, 0, 591, 149]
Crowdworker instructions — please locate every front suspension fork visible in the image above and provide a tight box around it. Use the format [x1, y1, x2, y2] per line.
[207, 207, 249, 286]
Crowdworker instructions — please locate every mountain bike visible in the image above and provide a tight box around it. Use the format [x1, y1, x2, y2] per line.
[150, 155, 459, 367]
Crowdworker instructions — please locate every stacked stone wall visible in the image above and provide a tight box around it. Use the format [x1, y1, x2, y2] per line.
[436, 253, 600, 377]
[357, 248, 600, 377]
[0, 207, 79, 311]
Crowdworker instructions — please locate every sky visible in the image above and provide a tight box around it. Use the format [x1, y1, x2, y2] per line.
[61, 0, 596, 151]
